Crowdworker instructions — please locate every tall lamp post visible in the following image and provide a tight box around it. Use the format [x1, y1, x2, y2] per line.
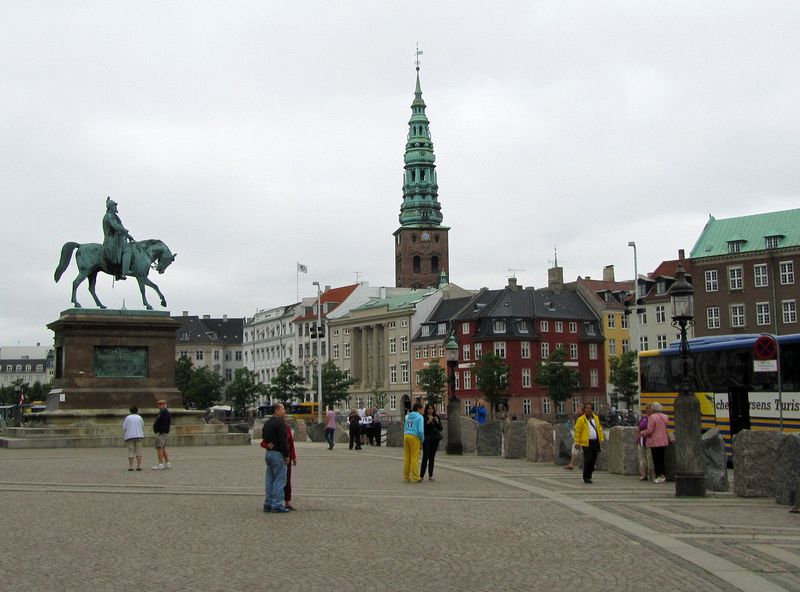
[627, 241, 640, 412]
[668, 265, 706, 497]
[312, 281, 324, 424]
[444, 334, 463, 455]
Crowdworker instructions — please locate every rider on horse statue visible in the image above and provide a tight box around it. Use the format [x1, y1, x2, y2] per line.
[102, 197, 134, 280]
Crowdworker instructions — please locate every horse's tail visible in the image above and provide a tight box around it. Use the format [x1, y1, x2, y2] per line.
[54, 242, 80, 282]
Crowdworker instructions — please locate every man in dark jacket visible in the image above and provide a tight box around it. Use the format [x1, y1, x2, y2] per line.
[152, 399, 172, 470]
[262, 403, 290, 513]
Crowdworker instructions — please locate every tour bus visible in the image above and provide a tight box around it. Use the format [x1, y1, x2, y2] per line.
[288, 402, 319, 421]
[639, 333, 800, 459]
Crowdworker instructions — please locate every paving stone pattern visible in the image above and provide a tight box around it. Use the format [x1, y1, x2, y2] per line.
[2, 441, 800, 592]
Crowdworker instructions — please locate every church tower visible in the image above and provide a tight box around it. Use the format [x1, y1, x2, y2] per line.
[394, 53, 450, 288]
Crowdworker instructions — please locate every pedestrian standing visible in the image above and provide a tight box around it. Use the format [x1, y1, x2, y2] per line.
[403, 402, 425, 483]
[372, 407, 382, 447]
[262, 403, 290, 513]
[473, 399, 488, 425]
[122, 405, 144, 471]
[637, 405, 653, 481]
[419, 403, 442, 481]
[573, 402, 604, 484]
[348, 409, 362, 450]
[283, 415, 298, 511]
[641, 401, 670, 483]
[324, 405, 336, 450]
[152, 399, 172, 470]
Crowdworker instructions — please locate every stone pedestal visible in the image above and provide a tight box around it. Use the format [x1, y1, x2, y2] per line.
[554, 423, 573, 465]
[702, 428, 729, 492]
[476, 422, 501, 456]
[526, 419, 554, 463]
[733, 430, 783, 498]
[47, 309, 182, 410]
[774, 434, 800, 505]
[385, 422, 403, 447]
[503, 421, 526, 459]
[607, 427, 639, 475]
[460, 417, 477, 454]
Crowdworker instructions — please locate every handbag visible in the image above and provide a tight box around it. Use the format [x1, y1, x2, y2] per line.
[260, 439, 270, 449]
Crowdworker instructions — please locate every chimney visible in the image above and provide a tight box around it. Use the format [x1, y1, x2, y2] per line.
[222, 314, 228, 321]
[603, 265, 615, 282]
[548, 266, 564, 291]
[678, 249, 685, 262]
[507, 277, 519, 291]
[182, 311, 189, 316]
[203, 314, 210, 319]
[325, 285, 331, 291]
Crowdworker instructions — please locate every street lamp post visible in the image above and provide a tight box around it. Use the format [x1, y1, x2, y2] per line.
[627, 241, 640, 412]
[445, 334, 463, 455]
[668, 265, 706, 497]
[312, 281, 324, 425]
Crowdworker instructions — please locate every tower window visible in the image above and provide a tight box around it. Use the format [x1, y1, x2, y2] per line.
[411, 170, 416, 182]
[413, 256, 421, 273]
[431, 256, 439, 273]
[420, 170, 425, 180]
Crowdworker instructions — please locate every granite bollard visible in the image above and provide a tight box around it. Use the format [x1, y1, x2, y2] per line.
[504, 420, 527, 459]
[307, 422, 326, 443]
[774, 433, 800, 505]
[553, 423, 573, 465]
[460, 416, 477, 454]
[607, 426, 639, 475]
[293, 420, 308, 443]
[702, 428, 728, 492]
[385, 421, 404, 447]
[476, 422, 502, 456]
[733, 430, 783, 497]
[526, 418, 555, 463]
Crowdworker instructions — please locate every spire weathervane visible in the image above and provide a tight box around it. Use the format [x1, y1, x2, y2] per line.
[415, 44, 423, 70]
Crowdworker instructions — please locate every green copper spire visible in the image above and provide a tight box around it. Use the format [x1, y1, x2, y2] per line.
[398, 54, 445, 228]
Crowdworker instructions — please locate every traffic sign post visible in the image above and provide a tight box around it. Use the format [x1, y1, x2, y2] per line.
[754, 334, 777, 360]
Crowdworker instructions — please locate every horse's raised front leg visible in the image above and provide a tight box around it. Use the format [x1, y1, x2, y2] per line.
[141, 276, 167, 308]
[136, 277, 153, 310]
[88, 272, 106, 309]
[71, 271, 88, 308]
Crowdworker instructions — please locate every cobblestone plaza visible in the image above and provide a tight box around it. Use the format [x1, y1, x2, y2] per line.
[2, 441, 799, 592]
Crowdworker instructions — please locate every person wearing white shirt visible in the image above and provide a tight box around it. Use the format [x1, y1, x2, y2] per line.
[122, 406, 145, 471]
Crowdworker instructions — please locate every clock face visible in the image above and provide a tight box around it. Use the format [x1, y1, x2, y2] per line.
[421, 231, 431, 241]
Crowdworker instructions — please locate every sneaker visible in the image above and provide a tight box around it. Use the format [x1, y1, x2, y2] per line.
[654, 476, 666, 483]
[164, 462, 173, 469]
[428, 476, 435, 481]
[271, 506, 290, 513]
[151, 464, 165, 470]
[263, 506, 272, 513]
[135, 468, 142, 471]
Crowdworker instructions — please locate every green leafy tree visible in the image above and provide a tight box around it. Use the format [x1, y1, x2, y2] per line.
[609, 350, 639, 409]
[175, 355, 194, 398]
[226, 367, 267, 416]
[472, 352, 510, 420]
[535, 347, 582, 418]
[370, 383, 388, 411]
[267, 360, 306, 406]
[418, 360, 447, 406]
[28, 381, 52, 400]
[314, 360, 355, 410]
[183, 366, 225, 410]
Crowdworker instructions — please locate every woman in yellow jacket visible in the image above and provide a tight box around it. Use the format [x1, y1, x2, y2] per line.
[573, 402, 604, 484]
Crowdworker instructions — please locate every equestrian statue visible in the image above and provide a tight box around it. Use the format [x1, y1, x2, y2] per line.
[54, 197, 177, 310]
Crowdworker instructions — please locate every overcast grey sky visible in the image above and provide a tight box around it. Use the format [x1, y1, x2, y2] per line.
[2, 1, 799, 346]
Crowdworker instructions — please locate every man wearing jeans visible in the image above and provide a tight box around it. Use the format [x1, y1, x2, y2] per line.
[262, 403, 290, 513]
[324, 405, 336, 450]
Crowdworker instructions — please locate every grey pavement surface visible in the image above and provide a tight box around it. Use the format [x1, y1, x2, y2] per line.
[2, 440, 800, 592]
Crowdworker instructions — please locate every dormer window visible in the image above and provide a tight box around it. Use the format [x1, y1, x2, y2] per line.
[421, 325, 431, 337]
[727, 240, 746, 253]
[656, 279, 666, 295]
[493, 320, 506, 334]
[517, 320, 529, 333]
[765, 235, 783, 249]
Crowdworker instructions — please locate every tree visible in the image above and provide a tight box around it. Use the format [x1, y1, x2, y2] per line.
[418, 360, 447, 406]
[535, 347, 582, 418]
[267, 360, 306, 406]
[226, 367, 267, 416]
[472, 352, 510, 420]
[314, 360, 355, 410]
[370, 383, 388, 411]
[175, 356, 194, 398]
[183, 366, 225, 410]
[609, 351, 639, 409]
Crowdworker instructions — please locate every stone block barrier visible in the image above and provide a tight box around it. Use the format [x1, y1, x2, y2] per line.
[460, 416, 477, 454]
[526, 418, 554, 463]
[294, 420, 308, 442]
[503, 420, 527, 459]
[607, 426, 638, 475]
[733, 430, 783, 497]
[307, 422, 325, 443]
[553, 423, 573, 466]
[702, 428, 728, 492]
[385, 422, 403, 447]
[774, 433, 800, 506]
[476, 422, 501, 456]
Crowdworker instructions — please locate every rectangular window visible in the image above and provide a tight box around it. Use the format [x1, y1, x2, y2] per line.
[225, 368, 232, 382]
[657, 335, 668, 349]
[344, 328, 351, 335]
[401, 363, 409, 384]
[622, 338, 630, 353]
[463, 344, 471, 361]
[569, 322, 577, 333]
[464, 399, 472, 415]
[517, 320, 529, 333]
[213, 350, 220, 361]
[332, 328, 340, 337]
[521, 341, 530, 359]
[754, 263, 769, 287]
[521, 368, 531, 388]
[572, 397, 581, 413]
[400, 320, 408, 328]
[589, 343, 598, 360]
[765, 236, 781, 249]
[542, 397, 552, 415]
[607, 315, 616, 329]
[455, 372, 460, 391]
[729, 266, 743, 290]
[195, 351, 204, 361]
[706, 307, 720, 329]
[463, 370, 472, 390]
[728, 241, 743, 253]
[780, 261, 795, 285]
[783, 300, 797, 323]
[462, 322, 470, 335]
[586, 324, 596, 335]
[401, 337, 408, 353]
[640, 336, 649, 351]
[569, 343, 578, 359]
[390, 365, 397, 384]
[621, 315, 629, 329]
[415, 347, 421, 360]
[332, 344, 340, 359]
[590, 368, 599, 387]
[390, 394, 397, 410]
[389, 337, 396, 354]
[555, 321, 563, 333]
[541, 342, 550, 359]
[756, 302, 771, 326]
[705, 269, 718, 292]
[494, 341, 506, 358]
[730, 304, 745, 328]
[421, 325, 431, 337]
[655, 305, 666, 324]
[540, 320, 549, 332]
[639, 310, 647, 325]
[608, 339, 616, 355]
[474, 343, 482, 359]
[422, 346, 428, 359]
[439, 345, 445, 358]
[388, 321, 396, 329]
[523, 398, 532, 415]
[344, 342, 351, 358]
[493, 320, 506, 333]
[557, 400, 566, 415]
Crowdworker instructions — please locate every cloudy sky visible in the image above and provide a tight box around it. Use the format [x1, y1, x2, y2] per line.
[2, 1, 799, 346]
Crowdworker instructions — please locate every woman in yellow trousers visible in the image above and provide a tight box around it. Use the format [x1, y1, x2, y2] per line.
[403, 402, 425, 482]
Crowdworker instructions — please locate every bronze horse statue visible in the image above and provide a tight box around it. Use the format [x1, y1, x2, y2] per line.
[54, 239, 177, 310]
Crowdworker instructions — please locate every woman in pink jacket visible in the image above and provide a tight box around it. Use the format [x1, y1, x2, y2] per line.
[640, 401, 670, 483]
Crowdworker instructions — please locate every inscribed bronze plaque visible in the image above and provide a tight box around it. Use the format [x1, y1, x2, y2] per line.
[94, 346, 148, 377]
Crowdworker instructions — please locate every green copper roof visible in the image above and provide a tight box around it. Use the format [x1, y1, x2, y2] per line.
[398, 65, 445, 227]
[690, 208, 800, 258]
[353, 289, 436, 312]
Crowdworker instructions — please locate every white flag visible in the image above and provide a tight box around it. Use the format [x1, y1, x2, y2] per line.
[297, 262, 308, 274]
